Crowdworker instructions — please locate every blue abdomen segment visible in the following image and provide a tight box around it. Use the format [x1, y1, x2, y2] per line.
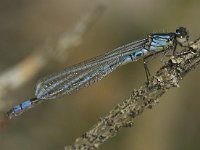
[149, 33, 175, 52]
[122, 48, 149, 65]
[7, 100, 31, 118]
[7, 98, 38, 119]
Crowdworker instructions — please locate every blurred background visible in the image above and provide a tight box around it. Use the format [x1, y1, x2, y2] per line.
[0, 0, 200, 150]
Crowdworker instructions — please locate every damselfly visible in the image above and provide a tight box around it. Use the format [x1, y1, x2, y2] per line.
[7, 27, 189, 119]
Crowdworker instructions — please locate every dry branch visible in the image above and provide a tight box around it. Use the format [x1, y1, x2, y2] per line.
[65, 37, 200, 150]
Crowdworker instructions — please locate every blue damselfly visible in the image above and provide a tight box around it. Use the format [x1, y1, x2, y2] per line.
[7, 27, 189, 119]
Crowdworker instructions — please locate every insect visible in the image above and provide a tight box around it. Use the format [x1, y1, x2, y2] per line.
[7, 27, 189, 119]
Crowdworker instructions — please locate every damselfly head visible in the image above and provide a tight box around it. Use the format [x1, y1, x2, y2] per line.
[175, 27, 189, 46]
[176, 27, 188, 38]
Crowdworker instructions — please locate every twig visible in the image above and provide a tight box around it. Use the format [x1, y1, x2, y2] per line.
[65, 37, 200, 150]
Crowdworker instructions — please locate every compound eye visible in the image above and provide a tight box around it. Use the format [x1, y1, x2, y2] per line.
[176, 27, 188, 39]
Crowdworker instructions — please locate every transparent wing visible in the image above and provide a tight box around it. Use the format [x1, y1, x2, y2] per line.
[35, 39, 147, 99]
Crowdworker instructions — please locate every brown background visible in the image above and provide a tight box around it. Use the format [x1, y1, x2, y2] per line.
[0, 0, 200, 150]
